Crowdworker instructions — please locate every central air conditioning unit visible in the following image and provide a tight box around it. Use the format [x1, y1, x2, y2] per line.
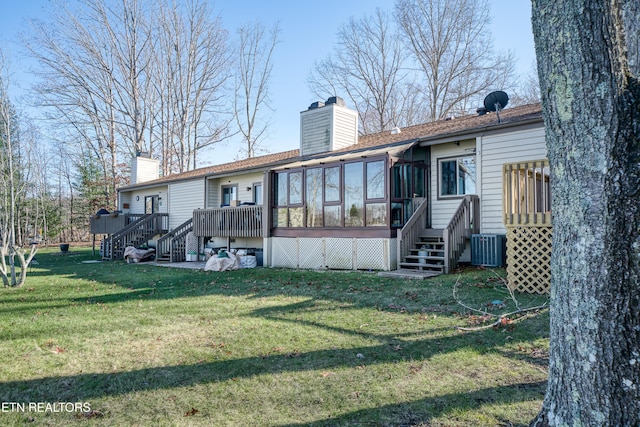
[471, 234, 506, 267]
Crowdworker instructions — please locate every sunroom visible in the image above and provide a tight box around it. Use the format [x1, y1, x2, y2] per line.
[265, 142, 429, 271]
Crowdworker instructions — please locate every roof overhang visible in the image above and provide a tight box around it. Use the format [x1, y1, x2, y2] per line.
[270, 140, 417, 171]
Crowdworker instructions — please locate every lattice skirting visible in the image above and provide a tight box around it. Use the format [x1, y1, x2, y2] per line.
[506, 226, 552, 294]
[270, 237, 396, 271]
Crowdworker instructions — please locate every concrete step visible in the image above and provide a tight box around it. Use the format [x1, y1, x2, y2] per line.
[378, 268, 442, 280]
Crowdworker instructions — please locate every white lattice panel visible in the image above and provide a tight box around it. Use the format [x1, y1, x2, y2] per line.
[185, 232, 198, 255]
[271, 238, 298, 268]
[298, 238, 325, 269]
[355, 239, 387, 270]
[325, 238, 355, 269]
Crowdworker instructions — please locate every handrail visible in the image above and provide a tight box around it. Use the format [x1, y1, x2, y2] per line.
[156, 218, 193, 262]
[103, 213, 169, 260]
[193, 205, 262, 238]
[397, 198, 430, 268]
[443, 195, 479, 273]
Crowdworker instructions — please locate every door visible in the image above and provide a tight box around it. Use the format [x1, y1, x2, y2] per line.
[145, 195, 159, 214]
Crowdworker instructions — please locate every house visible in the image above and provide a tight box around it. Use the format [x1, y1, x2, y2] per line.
[94, 97, 551, 293]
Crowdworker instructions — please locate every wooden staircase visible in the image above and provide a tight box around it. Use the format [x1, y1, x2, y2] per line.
[155, 218, 193, 262]
[398, 230, 446, 275]
[101, 213, 168, 260]
[387, 195, 479, 280]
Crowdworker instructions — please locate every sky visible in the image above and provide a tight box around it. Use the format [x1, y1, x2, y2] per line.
[0, 0, 536, 167]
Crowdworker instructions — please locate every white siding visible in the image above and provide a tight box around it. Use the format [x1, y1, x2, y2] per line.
[121, 186, 169, 214]
[331, 106, 359, 151]
[300, 107, 331, 155]
[206, 178, 220, 208]
[479, 125, 547, 234]
[430, 139, 476, 228]
[300, 104, 358, 156]
[131, 156, 159, 184]
[168, 179, 205, 229]
[213, 172, 264, 206]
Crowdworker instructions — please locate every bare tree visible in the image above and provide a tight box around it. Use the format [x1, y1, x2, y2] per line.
[153, 0, 233, 172]
[308, 8, 420, 134]
[530, 1, 639, 425]
[395, 0, 517, 120]
[0, 51, 37, 287]
[234, 21, 280, 158]
[25, 0, 233, 191]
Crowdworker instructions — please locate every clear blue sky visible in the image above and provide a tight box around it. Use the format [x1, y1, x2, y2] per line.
[0, 0, 535, 166]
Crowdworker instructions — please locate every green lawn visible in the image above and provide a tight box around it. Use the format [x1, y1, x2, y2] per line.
[0, 247, 549, 426]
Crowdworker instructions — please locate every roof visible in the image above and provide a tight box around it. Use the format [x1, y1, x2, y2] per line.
[119, 103, 542, 191]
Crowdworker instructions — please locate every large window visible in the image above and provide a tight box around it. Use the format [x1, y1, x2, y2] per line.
[439, 156, 476, 197]
[272, 158, 387, 229]
[306, 168, 323, 227]
[222, 185, 237, 206]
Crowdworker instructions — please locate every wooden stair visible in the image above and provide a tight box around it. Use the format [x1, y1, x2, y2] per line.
[398, 230, 446, 275]
[155, 218, 193, 263]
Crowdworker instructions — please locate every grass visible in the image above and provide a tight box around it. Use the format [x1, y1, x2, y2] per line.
[0, 247, 549, 426]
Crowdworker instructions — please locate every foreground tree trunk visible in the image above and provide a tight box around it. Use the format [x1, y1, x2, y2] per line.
[531, 1, 640, 426]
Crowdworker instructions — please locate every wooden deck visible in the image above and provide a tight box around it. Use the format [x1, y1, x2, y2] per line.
[192, 205, 262, 237]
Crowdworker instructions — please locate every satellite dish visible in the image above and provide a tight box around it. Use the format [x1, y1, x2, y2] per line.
[483, 91, 509, 122]
[483, 91, 509, 112]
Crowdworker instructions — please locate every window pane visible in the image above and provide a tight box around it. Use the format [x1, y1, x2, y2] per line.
[306, 168, 323, 227]
[403, 164, 412, 198]
[458, 157, 476, 195]
[288, 207, 304, 227]
[440, 157, 476, 196]
[276, 172, 288, 205]
[441, 160, 457, 195]
[324, 206, 341, 227]
[344, 162, 364, 227]
[289, 172, 302, 204]
[392, 165, 402, 198]
[414, 166, 425, 197]
[366, 161, 385, 199]
[273, 208, 287, 227]
[366, 203, 387, 226]
[253, 184, 263, 205]
[391, 202, 403, 226]
[324, 167, 340, 202]
[222, 187, 236, 205]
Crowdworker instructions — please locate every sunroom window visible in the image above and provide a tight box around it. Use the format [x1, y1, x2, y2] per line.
[272, 158, 388, 229]
[439, 156, 476, 197]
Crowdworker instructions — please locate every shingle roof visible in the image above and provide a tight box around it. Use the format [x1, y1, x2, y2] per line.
[120, 103, 542, 191]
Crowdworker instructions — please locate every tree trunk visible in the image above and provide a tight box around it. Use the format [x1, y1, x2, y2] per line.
[531, 1, 640, 426]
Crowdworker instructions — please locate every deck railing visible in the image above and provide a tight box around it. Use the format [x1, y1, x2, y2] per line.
[90, 213, 146, 234]
[503, 159, 551, 226]
[397, 198, 430, 269]
[443, 195, 480, 274]
[192, 205, 263, 238]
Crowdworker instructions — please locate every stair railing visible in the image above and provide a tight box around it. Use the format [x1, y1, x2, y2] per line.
[156, 218, 193, 262]
[397, 198, 430, 269]
[443, 195, 479, 273]
[104, 213, 168, 260]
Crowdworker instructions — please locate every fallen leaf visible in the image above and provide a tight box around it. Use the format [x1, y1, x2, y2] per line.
[321, 371, 333, 377]
[50, 347, 65, 354]
[184, 407, 199, 417]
